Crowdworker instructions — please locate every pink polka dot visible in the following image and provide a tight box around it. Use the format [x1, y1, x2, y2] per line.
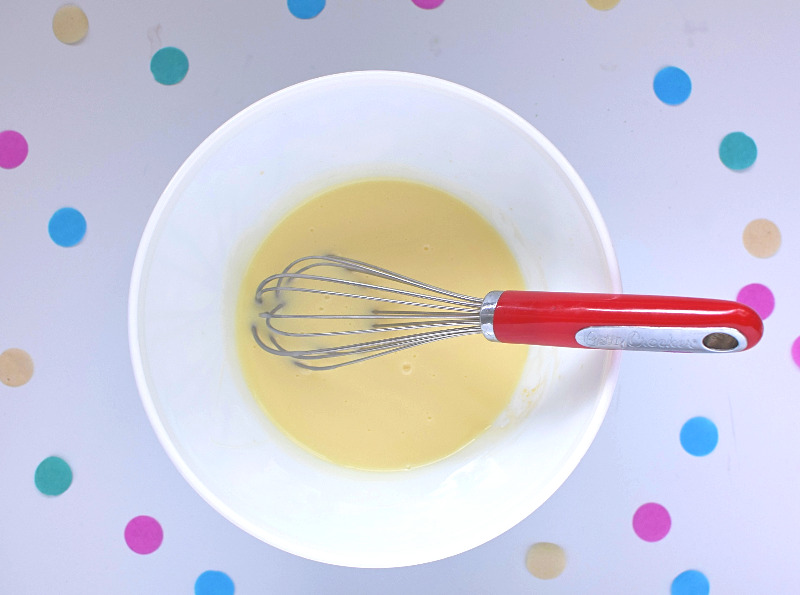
[124, 515, 163, 554]
[632, 502, 671, 542]
[792, 336, 800, 369]
[736, 283, 774, 319]
[0, 130, 28, 169]
[412, 0, 445, 8]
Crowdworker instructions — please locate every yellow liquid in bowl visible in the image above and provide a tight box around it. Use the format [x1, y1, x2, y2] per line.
[235, 179, 528, 470]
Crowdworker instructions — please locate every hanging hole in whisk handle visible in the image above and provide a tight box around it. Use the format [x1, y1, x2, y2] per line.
[702, 332, 739, 351]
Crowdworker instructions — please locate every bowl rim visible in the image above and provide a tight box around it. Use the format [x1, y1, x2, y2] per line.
[128, 70, 622, 567]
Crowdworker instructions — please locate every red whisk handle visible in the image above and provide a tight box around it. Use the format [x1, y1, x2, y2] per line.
[481, 291, 763, 353]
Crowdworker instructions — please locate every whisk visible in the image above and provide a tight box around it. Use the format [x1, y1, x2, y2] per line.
[252, 255, 763, 370]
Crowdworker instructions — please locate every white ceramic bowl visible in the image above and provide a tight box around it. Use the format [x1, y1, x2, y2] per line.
[128, 71, 621, 568]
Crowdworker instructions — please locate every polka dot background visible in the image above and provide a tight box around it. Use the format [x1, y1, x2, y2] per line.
[288, 0, 326, 19]
[52, 5, 89, 45]
[736, 283, 774, 319]
[742, 218, 780, 258]
[653, 66, 692, 105]
[151, 47, 189, 85]
[48, 207, 86, 247]
[719, 132, 757, 170]
[680, 417, 718, 457]
[586, 0, 621, 10]
[1, 1, 798, 592]
[0, 130, 28, 169]
[792, 337, 800, 369]
[633, 503, 671, 542]
[195, 570, 235, 595]
[34, 456, 73, 496]
[525, 542, 567, 579]
[412, 0, 446, 9]
[672, 569, 710, 595]
[124, 516, 163, 555]
[0, 348, 34, 387]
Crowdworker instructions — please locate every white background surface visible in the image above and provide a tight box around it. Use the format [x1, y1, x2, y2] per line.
[2, 1, 798, 592]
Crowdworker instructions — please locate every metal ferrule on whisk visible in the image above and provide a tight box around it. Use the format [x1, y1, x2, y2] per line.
[479, 291, 503, 342]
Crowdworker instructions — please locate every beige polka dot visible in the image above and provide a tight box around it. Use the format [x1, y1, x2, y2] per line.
[526, 542, 566, 580]
[0, 348, 34, 387]
[743, 218, 781, 258]
[586, 0, 621, 10]
[53, 5, 89, 45]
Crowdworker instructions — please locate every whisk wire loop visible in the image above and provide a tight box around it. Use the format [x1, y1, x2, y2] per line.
[252, 255, 484, 370]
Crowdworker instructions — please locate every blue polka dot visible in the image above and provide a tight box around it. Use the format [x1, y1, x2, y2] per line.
[680, 417, 718, 456]
[671, 570, 710, 595]
[288, 0, 325, 19]
[195, 571, 234, 595]
[150, 47, 189, 85]
[719, 131, 757, 170]
[653, 66, 692, 105]
[48, 207, 86, 247]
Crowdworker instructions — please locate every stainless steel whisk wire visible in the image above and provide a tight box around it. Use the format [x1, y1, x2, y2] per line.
[252, 255, 485, 370]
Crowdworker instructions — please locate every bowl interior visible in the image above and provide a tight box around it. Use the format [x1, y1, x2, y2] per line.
[129, 71, 621, 567]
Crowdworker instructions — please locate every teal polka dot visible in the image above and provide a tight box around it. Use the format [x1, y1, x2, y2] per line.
[35, 456, 73, 496]
[680, 416, 718, 456]
[653, 66, 692, 105]
[671, 570, 710, 595]
[195, 571, 235, 595]
[288, 0, 325, 19]
[150, 47, 189, 85]
[719, 132, 757, 170]
[48, 207, 86, 247]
